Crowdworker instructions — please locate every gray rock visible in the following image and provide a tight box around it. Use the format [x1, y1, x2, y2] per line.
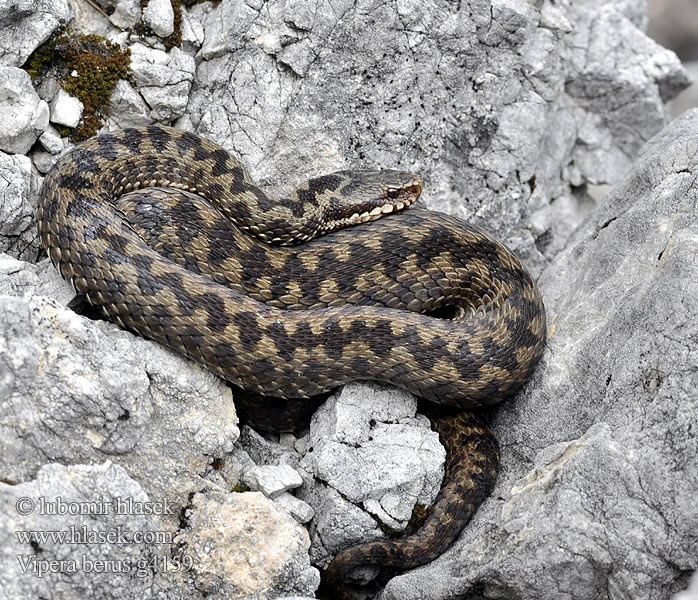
[30, 149, 57, 173]
[111, 0, 142, 29]
[186, 0, 688, 277]
[0, 66, 49, 154]
[0, 150, 42, 261]
[668, 61, 698, 118]
[130, 44, 196, 122]
[297, 383, 444, 567]
[275, 492, 315, 524]
[0, 294, 239, 531]
[379, 109, 698, 600]
[142, 0, 175, 38]
[180, 6, 205, 53]
[0, 0, 72, 68]
[38, 127, 65, 155]
[179, 489, 320, 598]
[108, 79, 154, 128]
[239, 424, 301, 468]
[243, 463, 304, 499]
[0, 461, 158, 600]
[49, 88, 84, 128]
[0, 254, 73, 303]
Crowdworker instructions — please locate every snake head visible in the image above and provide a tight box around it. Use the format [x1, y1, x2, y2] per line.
[316, 169, 423, 234]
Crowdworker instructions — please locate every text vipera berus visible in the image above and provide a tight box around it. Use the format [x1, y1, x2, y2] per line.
[36, 125, 546, 598]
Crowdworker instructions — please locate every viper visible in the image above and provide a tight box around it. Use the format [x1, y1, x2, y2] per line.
[36, 125, 546, 598]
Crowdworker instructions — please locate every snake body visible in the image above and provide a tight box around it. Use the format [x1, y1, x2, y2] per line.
[36, 126, 546, 596]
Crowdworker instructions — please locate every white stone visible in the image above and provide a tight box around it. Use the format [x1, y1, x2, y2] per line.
[110, 0, 141, 29]
[142, 0, 175, 38]
[39, 128, 64, 155]
[49, 88, 84, 128]
[243, 464, 303, 499]
[180, 7, 205, 53]
[0, 66, 49, 154]
[32, 149, 57, 173]
[108, 80, 153, 128]
[275, 492, 315, 524]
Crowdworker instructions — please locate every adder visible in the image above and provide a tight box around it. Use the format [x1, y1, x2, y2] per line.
[36, 125, 546, 598]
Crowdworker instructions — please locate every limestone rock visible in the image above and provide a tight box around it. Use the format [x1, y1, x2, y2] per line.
[0, 66, 49, 154]
[297, 383, 444, 567]
[0, 0, 72, 68]
[0, 150, 42, 260]
[130, 44, 195, 122]
[180, 489, 320, 598]
[142, 0, 175, 38]
[186, 0, 689, 277]
[111, 0, 142, 29]
[108, 79, 154, 128]
[49, 88, 84, 128]
[0, 294, 239, 529]
[0, 254, 73, 303]
[275, 492, 315, 524]
[243, 463, 303, 499]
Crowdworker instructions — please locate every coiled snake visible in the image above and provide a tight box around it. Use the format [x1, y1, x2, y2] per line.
[36, 125, 546, 598]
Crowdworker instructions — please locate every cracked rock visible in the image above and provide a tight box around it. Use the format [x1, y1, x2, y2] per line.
[130, 44, 195, 122]
[297, 383, 444, 567]
[186, 0, 688, 277]
[180, 489, 320, 598]
[0, 254, 73, 303]
[0, 0, 72, 68]
[0, 294, 238, 532]
[108, 79, 153, 128]
[0, 66, 49, 154]
[0, 150, 42, 260]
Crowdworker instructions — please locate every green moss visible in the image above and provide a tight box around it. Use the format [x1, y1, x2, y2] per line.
[232, 483, 251, 493]
[23, 30, 133, 142]
[165, 0, 183, 51]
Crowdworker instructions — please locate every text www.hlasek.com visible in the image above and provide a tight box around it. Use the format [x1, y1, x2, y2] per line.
[16, 525, 175, 546]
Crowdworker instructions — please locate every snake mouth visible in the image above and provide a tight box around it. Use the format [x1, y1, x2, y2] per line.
[345, 196, 417, 225]
[330, 185, 421, 230]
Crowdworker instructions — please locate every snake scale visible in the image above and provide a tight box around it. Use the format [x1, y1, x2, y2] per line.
[36, 125, 546, 598]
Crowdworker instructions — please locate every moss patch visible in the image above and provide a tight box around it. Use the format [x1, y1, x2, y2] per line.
[24, 30, 133, 142]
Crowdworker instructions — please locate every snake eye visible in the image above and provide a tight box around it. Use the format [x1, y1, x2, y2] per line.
[386, 188, 401, 200]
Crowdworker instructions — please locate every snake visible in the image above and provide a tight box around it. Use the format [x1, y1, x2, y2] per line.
[36, 125, 546, 598]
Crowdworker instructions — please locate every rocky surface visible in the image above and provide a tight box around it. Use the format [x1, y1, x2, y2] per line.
[1, 462, 159, 600]
[0, 294, 239, 530]
[0, 0, 72, 68]
[0, 67, 49, 154]
[0, 150, 42, 260]
[130, 44, 196, 123]
[0, 0, 695, 598]
[297, 383, 445, 568]
[380, 108, 698, 600]
[179, 490, 320, 598]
